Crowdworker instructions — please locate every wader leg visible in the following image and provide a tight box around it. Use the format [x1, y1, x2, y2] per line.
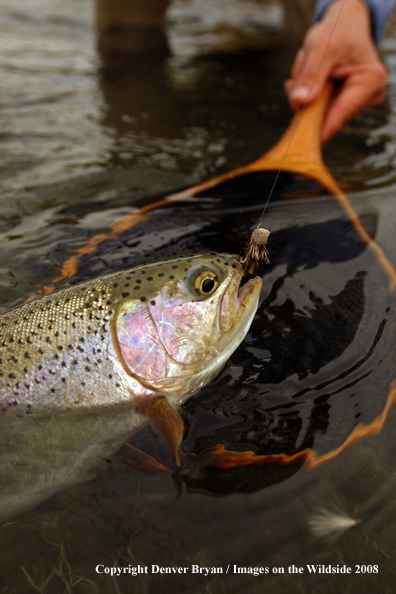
[95, 0, 170, 54]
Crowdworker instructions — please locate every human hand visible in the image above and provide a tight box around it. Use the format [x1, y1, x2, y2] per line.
[284, 0, 388, 143]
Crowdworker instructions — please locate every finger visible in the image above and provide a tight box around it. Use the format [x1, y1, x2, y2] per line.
[320, 77, 384, 143]
[290, 48, 306, 80]
[288, 43, 335, 108]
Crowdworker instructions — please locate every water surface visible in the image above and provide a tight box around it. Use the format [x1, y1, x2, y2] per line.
[1, 1, 396, 592]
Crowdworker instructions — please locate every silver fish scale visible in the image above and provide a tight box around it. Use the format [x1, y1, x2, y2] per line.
[0, 253, 235, 413]
[0, 277, 130, 411]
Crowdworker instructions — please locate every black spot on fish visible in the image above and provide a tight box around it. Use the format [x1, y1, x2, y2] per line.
[158, 273, 164, 277]
[122, 292, 130, 298]
[113, 283, 119, 288]
[150, 300, 156, 306]
[24, 352, 31, 359]
[140, 297, 146, 302]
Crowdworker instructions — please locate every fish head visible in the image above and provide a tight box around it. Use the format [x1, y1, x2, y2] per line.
[111, 253, 262, 402]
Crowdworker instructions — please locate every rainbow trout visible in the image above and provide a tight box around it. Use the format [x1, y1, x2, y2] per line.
[0, 253, 261, 519]
[0, 252, 261, 416]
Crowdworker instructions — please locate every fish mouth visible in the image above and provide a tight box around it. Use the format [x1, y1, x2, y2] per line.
[234, 275, 262, 331]
[237, 275, 262, 307]
[218, 269, 262, 348]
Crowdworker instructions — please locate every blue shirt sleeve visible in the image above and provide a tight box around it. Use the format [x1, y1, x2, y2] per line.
[313, 0, 396, 45]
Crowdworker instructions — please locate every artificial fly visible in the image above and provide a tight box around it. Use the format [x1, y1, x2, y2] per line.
[241, 227, 270, 275]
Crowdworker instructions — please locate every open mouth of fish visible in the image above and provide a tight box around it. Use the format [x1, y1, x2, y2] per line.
[219, 267, 262, 336]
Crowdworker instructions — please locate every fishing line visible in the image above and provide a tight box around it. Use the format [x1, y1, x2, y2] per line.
[257, 0, 346, 228]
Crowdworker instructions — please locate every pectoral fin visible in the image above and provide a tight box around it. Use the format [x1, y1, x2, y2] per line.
[139, 396, 184, 467]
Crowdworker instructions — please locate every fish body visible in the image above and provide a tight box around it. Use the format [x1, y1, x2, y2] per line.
[0, 253, 261, 520]
[0, 252, 261, 419]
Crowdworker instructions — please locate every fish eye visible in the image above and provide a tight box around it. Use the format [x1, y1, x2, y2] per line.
[193, 271, 219, 296]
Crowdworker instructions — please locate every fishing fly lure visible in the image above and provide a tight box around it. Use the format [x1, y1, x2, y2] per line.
[242, 227, 270, 276]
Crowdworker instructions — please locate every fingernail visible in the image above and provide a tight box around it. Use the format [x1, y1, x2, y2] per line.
[289, 85, 310, 102]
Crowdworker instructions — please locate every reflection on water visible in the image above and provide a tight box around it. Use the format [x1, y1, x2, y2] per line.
[2, 0, 396, 592]
[0, 405, 140, 523]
